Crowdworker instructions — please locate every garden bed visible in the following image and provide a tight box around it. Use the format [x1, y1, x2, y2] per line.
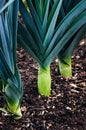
[0, 40, 86, 130]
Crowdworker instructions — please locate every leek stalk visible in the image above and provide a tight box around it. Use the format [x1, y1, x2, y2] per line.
[18, 0, 86, 97]
[38, 66, 51, 96]
[58, 57, 72, 77]
[0, 0, 23, 119]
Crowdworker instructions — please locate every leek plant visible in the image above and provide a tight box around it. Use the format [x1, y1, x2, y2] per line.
[0, 0, 23, 119]
[57, 0, 86, 77]
[18, 0, 86, 96]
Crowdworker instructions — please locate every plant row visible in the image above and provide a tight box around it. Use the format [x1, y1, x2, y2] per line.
[0, 0, 86, 119]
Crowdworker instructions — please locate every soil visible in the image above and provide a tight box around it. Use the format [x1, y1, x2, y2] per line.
[0, 38, 86, 130]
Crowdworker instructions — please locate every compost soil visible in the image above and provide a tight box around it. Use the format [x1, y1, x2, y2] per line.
[0, 38, 86, 130]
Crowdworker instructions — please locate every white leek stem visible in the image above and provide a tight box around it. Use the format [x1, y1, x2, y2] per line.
[38, 66, 51, 96]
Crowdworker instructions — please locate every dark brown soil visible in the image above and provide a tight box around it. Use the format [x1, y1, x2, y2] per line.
[0, 38, 86, 130]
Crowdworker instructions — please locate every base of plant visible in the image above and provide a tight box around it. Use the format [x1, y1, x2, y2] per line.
[58, 58, 72, 77]
[13, 109, 22, 120]
[8, 106, 22, 120]
[0, 107, 22, 120]
[38, 66, 51, 96]
[2, 106, 23, 119]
